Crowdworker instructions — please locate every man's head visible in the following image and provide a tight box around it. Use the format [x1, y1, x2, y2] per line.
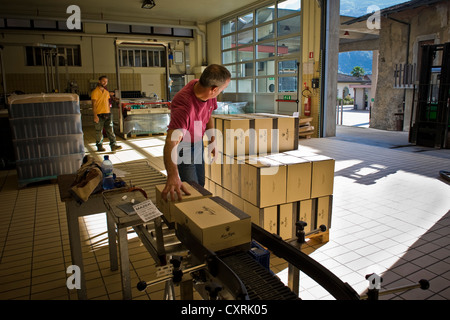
[198, 64, 231, 99]
[98, 76, 108, 88]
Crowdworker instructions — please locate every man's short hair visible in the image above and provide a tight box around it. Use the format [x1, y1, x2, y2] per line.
[99, 75, 108, 81]
[199, 64, 231, 88]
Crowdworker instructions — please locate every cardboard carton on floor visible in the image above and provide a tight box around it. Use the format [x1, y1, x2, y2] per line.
[155, 181, 212, 223]
[173, 196, 252, 252]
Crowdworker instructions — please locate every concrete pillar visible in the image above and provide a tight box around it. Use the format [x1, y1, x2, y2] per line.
[370, 50, 379, 112]
[322, 0, 340, 137]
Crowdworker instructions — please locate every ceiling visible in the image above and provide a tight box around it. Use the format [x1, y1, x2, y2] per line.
[0, 0, 260, 24]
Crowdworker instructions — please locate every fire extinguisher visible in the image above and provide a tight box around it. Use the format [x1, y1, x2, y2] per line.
[302, 83, 312, 116]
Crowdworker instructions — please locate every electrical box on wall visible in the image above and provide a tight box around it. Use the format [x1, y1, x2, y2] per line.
[173, 51, 183, 64]
[311, 78, 320, 89]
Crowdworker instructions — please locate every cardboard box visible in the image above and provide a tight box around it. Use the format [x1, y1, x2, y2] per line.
[314, 196, 332, 230]
[222, 188, 232, 203]
[210, 152, 223, 185]
[204, 177, 211, 192]
[230, 156, 244, 197]
[235, 114, 273, 155]
[244, 200, 277, 234]
[255, 113, 299, 153]
[303, 155, 335, 198]
[276, 116, 299, 152]
[214, 183, 224, 198]
[155, 181, 212, 223]
[222, 154, 233, 191]
[298, 199, 313, 233]
[223, 117, 250, 156]
[267, 153, 312, 202]
[230, 191, 245, 211]
[173, 196, 251, 252]
[242, 156, 286, 208]
[279, 203, 296, 240]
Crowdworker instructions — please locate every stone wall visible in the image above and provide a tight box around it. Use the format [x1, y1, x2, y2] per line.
[372, 1, 450, 131]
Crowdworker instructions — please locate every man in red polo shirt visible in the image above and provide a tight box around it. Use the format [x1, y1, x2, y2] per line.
[162, 64, 231, 202]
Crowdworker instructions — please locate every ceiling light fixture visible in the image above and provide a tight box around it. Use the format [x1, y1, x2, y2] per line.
[142, 0, 156, 9]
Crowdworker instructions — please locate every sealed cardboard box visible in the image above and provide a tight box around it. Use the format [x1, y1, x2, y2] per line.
[230, 191, 245, 211]
[267, 153, 312, 202]
[242, 156, 286, 208]
[314, 196, 332, 229]
[284, 149, 317, 158]
[279, 203, 296, 240]
[255, 113, 299, 153]
[212, 115, 227, 154]
[244, 201, 277, 234]
[236, 114, 273, 155]
[223, 117, 250, 156]
[155, 181, 212, 223]
[303, 155, 335, 198]
[222, 154, 233, 191]
[231, 156, 244, 197]
[210, 152, 223, 185]
[298, 199, 313, 233]
[173, 197, 251, 252]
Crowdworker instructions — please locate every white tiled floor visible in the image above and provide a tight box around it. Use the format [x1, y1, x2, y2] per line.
[0, 123, 449, 300]
[275, 127, 450, 300]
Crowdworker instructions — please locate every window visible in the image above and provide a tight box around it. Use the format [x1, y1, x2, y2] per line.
[277, 0, 301, 19]
[119, 47, 166, 68]
[25, 45, 81, 66]
[107, 24, 193, 38]
[221, 1, 301, 95]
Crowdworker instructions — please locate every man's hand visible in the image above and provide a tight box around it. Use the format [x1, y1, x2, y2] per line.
[94, 115, 99, 123]
[161, 174, 191, 202]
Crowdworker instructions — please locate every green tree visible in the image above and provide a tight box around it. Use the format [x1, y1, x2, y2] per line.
[351, 66, 365, 77]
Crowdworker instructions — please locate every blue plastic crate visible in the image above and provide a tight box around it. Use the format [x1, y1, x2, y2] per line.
[248, 240, 271, 271]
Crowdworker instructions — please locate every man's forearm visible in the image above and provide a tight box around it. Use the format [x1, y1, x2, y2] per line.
[164, 140, 179, 178]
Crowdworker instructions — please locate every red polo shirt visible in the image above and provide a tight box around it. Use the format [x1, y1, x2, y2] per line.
[168, 79, 217, 143]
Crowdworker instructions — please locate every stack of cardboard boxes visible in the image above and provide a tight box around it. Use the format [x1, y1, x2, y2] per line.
[205, 114, 335, 241]
[154, 113, 335, 253]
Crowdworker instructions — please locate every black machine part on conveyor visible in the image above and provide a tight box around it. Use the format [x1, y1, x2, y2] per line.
[175, 224, 250, 300]
[251, 223, 360, 300]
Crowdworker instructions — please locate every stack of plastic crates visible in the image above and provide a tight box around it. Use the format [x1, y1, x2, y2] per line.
[8, 93, 85, 188]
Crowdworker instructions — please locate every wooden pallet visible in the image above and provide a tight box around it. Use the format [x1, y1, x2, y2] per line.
[120, 132, 167, 139]
[129, 132, 166, 138]
[299, 117, 314, 139]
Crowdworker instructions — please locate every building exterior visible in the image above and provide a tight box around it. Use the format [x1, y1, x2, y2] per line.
[343, 0, 450, 132]
[337, 73, 371, 110]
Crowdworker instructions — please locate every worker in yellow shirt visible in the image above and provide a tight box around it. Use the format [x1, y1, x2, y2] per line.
[91, 75, 122, 152]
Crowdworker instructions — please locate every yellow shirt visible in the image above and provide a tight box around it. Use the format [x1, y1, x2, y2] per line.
[91, 86, 111, 115]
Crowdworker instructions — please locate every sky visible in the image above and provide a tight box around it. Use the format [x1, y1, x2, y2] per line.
[340, 0, 410, 17]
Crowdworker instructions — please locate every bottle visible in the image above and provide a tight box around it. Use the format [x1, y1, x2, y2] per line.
[101, 155, 115, 190]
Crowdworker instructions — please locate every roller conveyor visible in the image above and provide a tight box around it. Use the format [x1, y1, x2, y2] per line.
[220, 251, 299, 300]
